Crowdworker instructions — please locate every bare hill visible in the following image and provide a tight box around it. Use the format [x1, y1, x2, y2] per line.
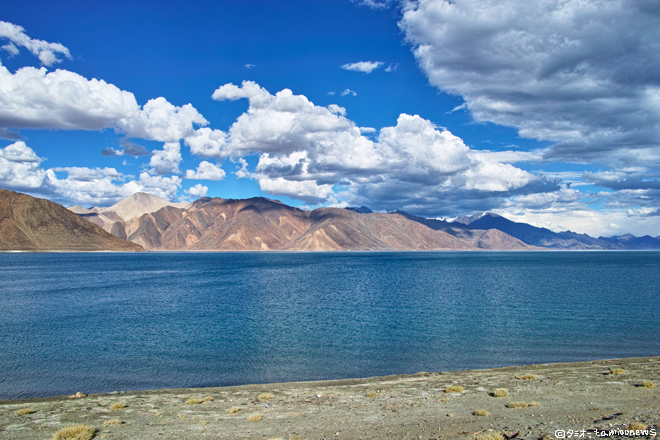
[0, 189, 144, 252]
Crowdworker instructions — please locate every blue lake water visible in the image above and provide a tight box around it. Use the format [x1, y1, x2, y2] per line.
[0, 251, 659, 400]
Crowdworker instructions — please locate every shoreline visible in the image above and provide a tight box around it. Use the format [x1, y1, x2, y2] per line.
[2, 356, 658, 439]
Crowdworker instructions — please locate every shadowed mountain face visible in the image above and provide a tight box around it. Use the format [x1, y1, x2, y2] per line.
[0, 189, 144, 252]
[392, 211, 538, 250]
[104, 197, 478, 251]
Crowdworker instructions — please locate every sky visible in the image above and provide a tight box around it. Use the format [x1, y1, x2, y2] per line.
[1, 0, 659, 237]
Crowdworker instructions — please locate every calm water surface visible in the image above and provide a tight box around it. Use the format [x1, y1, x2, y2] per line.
[0, 251, 658, 400]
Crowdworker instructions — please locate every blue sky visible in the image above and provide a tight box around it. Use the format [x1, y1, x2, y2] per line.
[1, 0, 659, 237]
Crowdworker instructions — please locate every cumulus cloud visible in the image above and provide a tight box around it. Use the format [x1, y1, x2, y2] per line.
[341, 89, 357, 97]
[184, 127, 228, 158]
[0, 141, 47, 191]
[149, 142, 182, 175]
[341, 61, 383, 74]
[210, 81, 558, 212]
[0, 65, 207, 142]
[186, 183, 208, 198]
[0, 21, 71, 66]
[0, 141, 181, 205]
[184, 161, 226, 181]
[399, 0, 660, 166]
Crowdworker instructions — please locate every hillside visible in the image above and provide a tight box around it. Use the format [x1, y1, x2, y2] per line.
[0, 189, 144, 252]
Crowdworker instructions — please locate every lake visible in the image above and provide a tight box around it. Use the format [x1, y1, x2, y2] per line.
[0, 251, 658, 400]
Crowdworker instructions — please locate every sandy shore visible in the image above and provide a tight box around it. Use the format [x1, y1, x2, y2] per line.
[1, 357, 658, 440]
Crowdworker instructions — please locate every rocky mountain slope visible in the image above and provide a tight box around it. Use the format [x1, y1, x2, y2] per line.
[106, 197, 476, 251]
[70, 192, 189, 232]
[0, 189, 144, 252]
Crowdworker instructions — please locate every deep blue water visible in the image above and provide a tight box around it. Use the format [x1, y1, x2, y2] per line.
[0, 251, 659, 400]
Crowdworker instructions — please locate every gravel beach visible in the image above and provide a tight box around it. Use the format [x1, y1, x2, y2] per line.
[1, 357, 658, 440]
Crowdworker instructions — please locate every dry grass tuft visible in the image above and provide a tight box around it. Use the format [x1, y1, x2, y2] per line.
[185, 398, 203, 405]
[638, 380, 655, 388]
[247, 412, 263, 422]
[445, 385, 465, 393]
[609, 368, 625, 375]
[102, 419, 122, 426]
[52, 424, 96, 440]
[628, 422, 648, 431]
[506, 401, 528, 408]
[366, 391, 378, 398]
[226, 406, 241, 414]
[202, 396, 213, 402]
[109, 403, 126, 411]
[473, 410, 491, 416]
[515, 374, 537, 380]
[258, 392, 274, 401]
[529, 401, 540, 407]
[15, 408, 36, 416]
[492, 388, 508, 397]
[475, 432, 505, 440]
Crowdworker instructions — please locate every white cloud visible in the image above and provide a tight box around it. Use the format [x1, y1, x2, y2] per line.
[186, 183, 208, 198]
[341, 61, 383, 74]
[0, 141, 47, 191]
[184, 127, 228, 158]
[341, 89, 357, 97]
[0, 141, 181, 205]
[149, 142, 182, 175]
[399, 0, 660, 167]
[352, 0, 393, 9]
[184, 161, 225, 181]
[0, 65, 207, 142]
[0, 21, 71, 66]
[244, 64, 257, 69]
[210, 82, 558, 211]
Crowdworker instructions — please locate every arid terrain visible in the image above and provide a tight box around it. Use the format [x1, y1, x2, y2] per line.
[1, 357, 657, 440]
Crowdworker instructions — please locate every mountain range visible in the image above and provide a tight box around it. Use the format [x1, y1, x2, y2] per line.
[1, 188, 657, 252]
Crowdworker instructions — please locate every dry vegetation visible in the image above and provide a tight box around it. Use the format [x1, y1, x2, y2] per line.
[492, 388, 508, 397]
[638, 380, 655, 388]
[475, 432, 505, 440]
[52, 424, 96, 440]
[247, 413, 263, 422]
[473, 410, 491, 416]
[506, 401, 528, 408]
[628, 422, 648, 431]
[609, 368, 625, 375]
[14, 408, 36, 415]
[102, 419, 122, 426]
[109, 403, 126, 410]
[515, 374, 537, 380]
[366, 391, 378, 398]
[529, 401, 540, 407]
[226, 406, 241, 414]
[258, 392, 273, 401]
[445, 385, 465, 393]
[185, 398, 203, 405]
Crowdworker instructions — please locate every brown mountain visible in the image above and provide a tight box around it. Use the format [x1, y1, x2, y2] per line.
[108, 196, 477, 251]
[0, 189, 144, 252]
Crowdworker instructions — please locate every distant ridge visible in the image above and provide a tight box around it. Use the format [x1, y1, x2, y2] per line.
[0, 188, 144, 252]
[452, 212, 659, 250]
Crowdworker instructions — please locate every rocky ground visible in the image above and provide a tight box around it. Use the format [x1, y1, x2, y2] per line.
[1, 357, 658, 440]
